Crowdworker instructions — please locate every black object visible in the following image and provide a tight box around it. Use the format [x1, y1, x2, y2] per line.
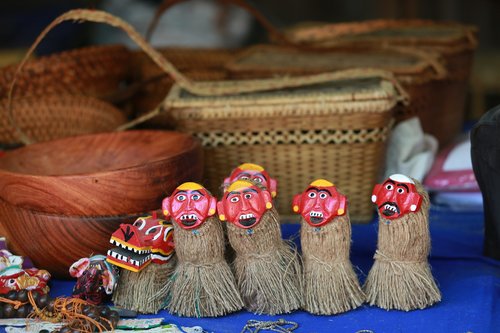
[471, 104, 500, 260]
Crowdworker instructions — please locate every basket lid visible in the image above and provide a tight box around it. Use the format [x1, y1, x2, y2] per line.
[165, 74, 399, 119]
[285, 19, 478, 53]
[226, 45, 443, 81]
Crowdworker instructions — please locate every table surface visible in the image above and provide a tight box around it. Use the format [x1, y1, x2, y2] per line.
[19, 208, 500, 333]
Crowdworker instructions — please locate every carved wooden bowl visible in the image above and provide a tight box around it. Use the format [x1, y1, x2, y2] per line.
[0, 130, 202, 278]
[0, 130, 203, 215]
[0, 201, 143, 278]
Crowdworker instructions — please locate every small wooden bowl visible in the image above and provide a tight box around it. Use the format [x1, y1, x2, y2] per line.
[0, 196, 143, 278]
[0, 130, 203, 216]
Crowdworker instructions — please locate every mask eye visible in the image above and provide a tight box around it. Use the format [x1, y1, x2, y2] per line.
[385, 184, 394, 190]
[133, 219, 146, 230]
[176, 194, 186, 201]
[308, 192, 316, 198]
[244, 193, 252, 199]
[397, 188, 405, 194]
[253, 177, 263, 183]
[239, 176, 249, 180]
[230, 196, 240, 203]
[319, 193, 328, 199]
[146, 226, 160, 235]
[192, 194, 201, 201]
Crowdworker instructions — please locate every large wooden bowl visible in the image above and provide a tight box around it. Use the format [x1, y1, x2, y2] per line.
[0, 197, 143, 278]
[0, 130, 203, 216]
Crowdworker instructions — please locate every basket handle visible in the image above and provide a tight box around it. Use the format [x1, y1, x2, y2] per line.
[8, 9, 409, 143]
[145, 0, 291, 45]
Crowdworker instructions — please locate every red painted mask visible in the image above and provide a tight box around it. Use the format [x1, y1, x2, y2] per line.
[371, 174, 423, 220]
[223, 163, 278, 198]
[292, 179, 346, 227]
[107, 215, 175, 272]
[162, 182, 217, 230]
[0, 250, 50, 294]
[217, 180, 273, 229]
[0, 268, 51, 295]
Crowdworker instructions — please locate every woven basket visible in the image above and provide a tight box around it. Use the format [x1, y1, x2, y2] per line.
[0, 43, 133, 145]
[0, 45, 131, 99]
[0, 95, 126, 145]
[226, 44, 453, 146]
[284, 19, 478, 146]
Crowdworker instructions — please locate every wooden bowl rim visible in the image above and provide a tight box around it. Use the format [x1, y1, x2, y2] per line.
[0, 130, 200, 179]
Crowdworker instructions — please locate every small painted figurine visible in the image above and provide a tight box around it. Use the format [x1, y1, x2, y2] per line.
[161, 182, 243, 317]
[223, 163, 278, 198]
[69, 255, 118, 304]
[293, 179, 364, 314]
[218, 180, 302, 315]
[0, 249, 50, 295]
[108, 214, 176, 313]
[364, 174, 441, 310]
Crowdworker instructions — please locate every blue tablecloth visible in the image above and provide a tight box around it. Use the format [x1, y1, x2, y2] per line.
[33, 209, 500, 332]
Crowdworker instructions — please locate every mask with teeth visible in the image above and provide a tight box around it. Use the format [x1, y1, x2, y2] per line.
[223, 163, 278, 198]
[106, 215, 174, 272]
[292, 179, 347, 227]
[162, 182, 217, 230]
[217, 180, 273, 229]
[371, 174, 423, 220]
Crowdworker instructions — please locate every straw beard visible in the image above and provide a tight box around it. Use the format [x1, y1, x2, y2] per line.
[227, 208, 302, 315]
[112, 256, 177, 314]
[364, 181, 441, 310]
[300, 213, 365, 314]
[163, 216, 243, 317]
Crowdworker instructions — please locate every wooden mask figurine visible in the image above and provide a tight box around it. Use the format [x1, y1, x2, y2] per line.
[223, 163, 278, 198]
[0, 249, 51, 295]
[292, 179, 365, 314]
[218, 180, 302, 314]
[70, 255, 118, 305]
[107, 215, 176, 313]
[161, 182, 243, 317]
[364, 174, 441, 310]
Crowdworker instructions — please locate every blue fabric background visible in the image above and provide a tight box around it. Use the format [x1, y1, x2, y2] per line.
[15, 208, 500, 333]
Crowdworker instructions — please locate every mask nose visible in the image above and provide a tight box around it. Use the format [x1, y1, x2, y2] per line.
[241, 197, 250, 210]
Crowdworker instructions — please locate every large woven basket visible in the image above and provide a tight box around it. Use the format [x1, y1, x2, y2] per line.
[0, 45, 131, 99]
[226, 44, 452, 146]
[0, 95, 126, 145]
[284, 19, 478, 146]
[0, 43, 132, 145]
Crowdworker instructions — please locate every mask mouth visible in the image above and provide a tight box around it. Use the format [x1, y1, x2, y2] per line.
[239, 213, 257, 227]
[107, 238, 151, 272]
[309, 211, 324, 224]
[180, 214, 198, 227]
[379, 202, 400, 217]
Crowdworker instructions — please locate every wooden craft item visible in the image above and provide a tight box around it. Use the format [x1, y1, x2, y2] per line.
[218, 180, 302, 314]
[0, 249, 50, 295]
[364, 174, 441, 310]
[109, 215, 176, 314]
[223, 163, 278, 198]
[161, 182, 243, 317]
[69, 255, 119, 305]
[293, 179, 364, 314]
